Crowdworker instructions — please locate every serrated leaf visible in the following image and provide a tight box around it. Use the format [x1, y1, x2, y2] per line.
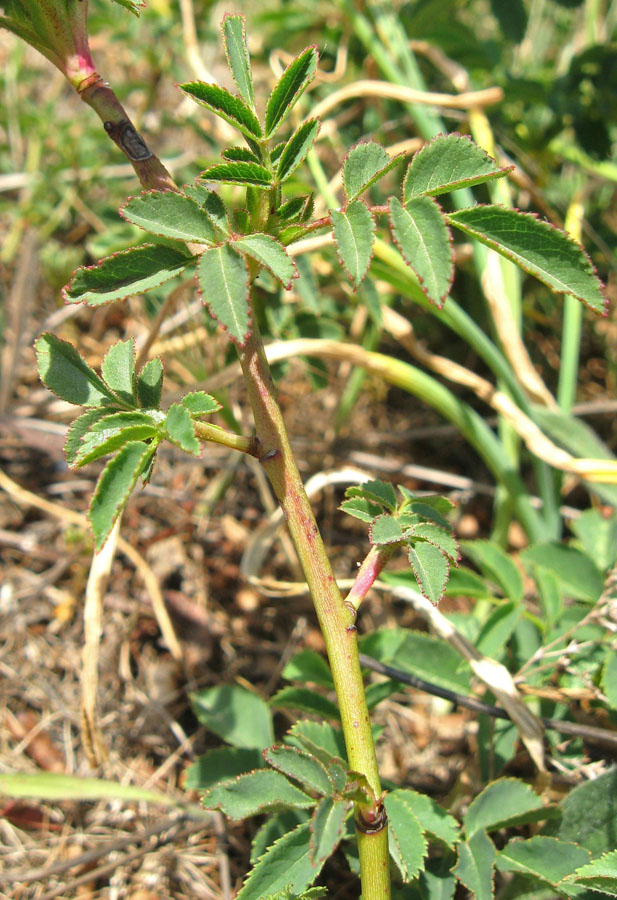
[183, 185, 231, 235]
[465, 778, 546, 837]
[408, 542, 449, 604]
[277, 119, 320, 182]
[453, 830, 496, 900]
[197, 243, 251, 344]
[75, 423, 157, 467]
[339, 497, 385, 523]
[385, 792, 428, 882]
[101, 339, 136, 405]
[407, 522, 459, 562]
[282, 650, 334, 688]
[264, 746, 334, 797]
[404, 134, 510, 199]
[64, 409, 110, 466]
[222, 146, 261, 163]
[327, 760, 347, 793]
[251, 810, 310, 867]
[345, 480, 397, 512]
[331, 201, 375, 289]
[121, 191, 216, 244]
[278, 196, 310, 224]
[474, 601, 520, 658]
[265, 46, 318, 138]
[110, 0, 145, 14]
[389, 196, 453, 307]
[36, 333, 118, 408]
[571, 509, 617, 572]
[185, 747, 265, 791]
[284, 721, 347, 765]
[388, 789, 460, 849]
[568, 850, 617, 894]
[137, 358, 163, 409]
[63, 244, 191, 306]
[344, 140, 402, 201]
[462, 540, 524, 603]
[89, 441, 153, 549]
[203, 770, 315, 820]
[447, 205, 607, 313]
[179, 82, 262, 139]
[309, 797, 349, 864]
[191, 684, 274, 749]
[236, 821, 324, 899]
[200, 161, 272, 188]
[233, 234, 297, 288]
[602, 651, 617, 709]
[181, 391, 221, 416]
[222, 14, 254, 108]
[270, 688, 340, 720]
[164, 403, 200, 455]
[496, 837, 590, 885]
[369, 514, 404, 545]
[547, 769, 617, 856]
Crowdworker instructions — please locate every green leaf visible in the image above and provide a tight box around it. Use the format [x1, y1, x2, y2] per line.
[63, 244, 191, 307]
[164, 403, 200, 455]
[137, 358, 163, 408]
[203, 770, 314, 820]
[359, 627, 472, 695]
[89, 441, 153, 549]
[385, 792, 428, 882]
[544, 768, 617, 856]
[233, 234, 297, 288]
[404, 134, 510, 199]
[570, 509, 617, 572]
[179, 82, 262, 139]
[222, 146, 261, 164]
[197, 243, 251, 345]
[389, 196, 453, 307]
[265, 46, 318, 138]
[181, 391, 221, 416]
[222, 14, 254, 108]
[343, 140, 402, 202]
[101, 339, 136, 406]
[408, 522, 459, 562]
[496, 837, 590, 885]
[270, 687, 340, 721]
[264, 746, 334, 797]
[75, 423, 157, 467]
[184, 185, 231, 235]
[462, 540, 524, 603]
[602, 650, 617, 710]
[284, 721, 347, 765]
[190, 684, 274, 749]
[533, 566, 563, 628]
[331, 201, 375, 289]
[520, 543, 603, 601]
[447, 205, 607, 313]
[0, 773, 191, 808]
[36, 333, 118, 408]
[453, 830, 496, 900]
[345, 479, 397, 512]
[110, 0, 145, 15]
[568, 850, 617, 894]
[184, 747, 265, 791]
[236, 821, 324, 899]
[200, 161, 272, 187]
[465, 778, 547, 837]
[388, 789, 460, 850]
[369, 514, 404, 545]
[251, 810, 311, 866]
[121, 191, 216, 244]
[474, 601, 520, 659]
[339, 497, 385, 523]
[408, 541, 450, 604]
[65, 409, 110, 466]
[309, 796, 349, 864]
[277, 119, 320, 183]
[282, 651, 334, 688]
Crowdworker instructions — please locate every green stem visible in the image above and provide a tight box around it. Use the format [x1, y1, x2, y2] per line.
[235, 320, 390, 898]
[193, 421, 261, 456]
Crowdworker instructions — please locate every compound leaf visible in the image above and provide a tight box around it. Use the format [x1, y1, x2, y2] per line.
[200, 161, 272, 188]
[203, 770, 314, 820]
[179, 81, 262, 139]
[236, 821, 324, 899]
[89, 441, 153, 549]
[63, 244, 191, 306]
[233, 233, 297, 288]
[496, 837, 590, 886]
[408, 541, 450, 604]
[344, 140, 402, 201]
[264, 746, 334, 797]
[385, 791, 427, 882]
[453, 830, 496, 900]
[222, 14, 254, 108]
[164, 403, 200, 455]
[309, 797, 349, 864]
[265, 46, 318, 138]
[465, 779, 547, 837]
[36, 333, 118, 408]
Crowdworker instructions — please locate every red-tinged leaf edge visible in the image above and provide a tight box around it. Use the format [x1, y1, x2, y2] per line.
[118, 189, 216, 244]
[403, 132, 514, 199]
[331, 201, 376, 291]
[368, 513, 405, 546]
[388, 196, 454, 308]
[342, 139, 406, 201]
[194, 249, 253, 348]
[264, 45, 319, 138]
[231, 233, 299, 290]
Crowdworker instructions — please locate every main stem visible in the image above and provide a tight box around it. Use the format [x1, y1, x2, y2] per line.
[236, 320, 390, 897]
